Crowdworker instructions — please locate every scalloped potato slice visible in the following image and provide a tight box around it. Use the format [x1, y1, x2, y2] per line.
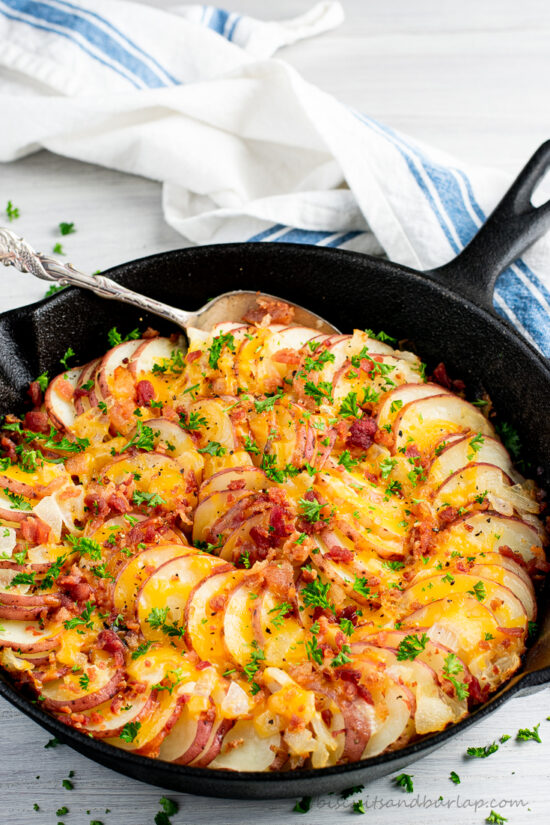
[393, 395, 494, 455]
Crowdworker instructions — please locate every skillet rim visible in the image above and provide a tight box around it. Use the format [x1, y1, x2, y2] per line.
[0, 239, 549, 797]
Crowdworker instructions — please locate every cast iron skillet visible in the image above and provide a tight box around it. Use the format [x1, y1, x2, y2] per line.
[1, 144, 550, 800]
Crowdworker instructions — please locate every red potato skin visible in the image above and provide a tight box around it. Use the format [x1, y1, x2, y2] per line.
[191, 717, 235, 767]
[44, 375, 71, 431]
[0, 631, 61, 654]
[42, 667, 125, 714]
[68, 689, 158, 739]
[172, 708, 216, 765]
[183, 565, 235, 655]
[0, 603, 48, 621]
[134, 694, 188, 757]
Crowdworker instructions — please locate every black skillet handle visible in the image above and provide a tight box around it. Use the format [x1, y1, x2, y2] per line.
[425, 140, 550, 312]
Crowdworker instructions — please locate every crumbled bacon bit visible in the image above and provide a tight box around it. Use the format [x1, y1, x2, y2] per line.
[347, 417, 377, 450]
[228, 479, 247, 491]
[325, 544, 354, 564]
[19, 516, 51, 545]
[23, 410, 50, 434]
[27, 380, 43, 408]
[243, 297, 295, 327]
[135, 380, 155, 406]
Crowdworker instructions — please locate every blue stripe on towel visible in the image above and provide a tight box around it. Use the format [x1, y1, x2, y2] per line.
[355, 111, 549, 352]
[1, 0, 166, 87]
[49, 0, 179, 85]
[0, 4, 141, 87]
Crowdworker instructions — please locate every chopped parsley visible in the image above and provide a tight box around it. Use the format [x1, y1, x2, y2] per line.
[244, 436, 260, 454]
[339, 391, 361, 419]
[2, 487, 32, 511]
[243, 640, 265, 691]
[120, 421, 156, 453]
[338, 450, 358, 472]
[181, 411, 208, 431]
[208, 332, 236, 369]
[442, 652, 469, 701]
[330, 645, 352, 668]
[468, 580, 486, 602]
[63, 602, 94, 631]
[146, 606, 185, 638]
[449, 770, 460, 784]
[66, 535, 102, 560]
[393, 773, 414, 793]
[60, 347, 75, 369]
[197, 440, 226, 457]
[107, 326, 140, 347]
[151, 349, 185, 376]
[6, 200, 20, 221]
[466, 741, 499, 758]
[396, 633, 429, 661]
[119, 721, 141, 743]
[132, 491, 166, 508]
[304, 380, 333, 405]
[293, 796, 312, 814]
[304, 349, 335, 372]
[516, 723, 541, 742]
[131, 641, 154, 660]
[59, 221, 76, 235]
[268, 602, 292, 628]
[486, 812, 507, 824]
[298, 495, 326, 523]
[254, 391, 283, 413]
[35, 371, 49, 392]
[301, 574, 334, 613]
[379, 456, 397, 479]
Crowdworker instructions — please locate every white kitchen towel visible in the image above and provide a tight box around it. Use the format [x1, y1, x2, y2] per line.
[0, 0, 549, 353]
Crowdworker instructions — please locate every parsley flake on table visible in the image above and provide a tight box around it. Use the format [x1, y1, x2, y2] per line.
[449, 770, 460, 784]
[6, 200, 20, 220]
[466, 741, 499, 758]
[59, 221, 76, 235]
[352, 799, 366, 814]
[516, 722, 541, 742]
[341, 785, 364, 799]
[159, 796, 179, 816]
[393, 772, 414, 792]
[293, 796, 312, 814]
[44, 737, 60, 749]
[486, 812, 507, 824]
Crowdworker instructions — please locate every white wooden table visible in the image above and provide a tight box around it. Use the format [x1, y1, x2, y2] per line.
[1, 2, 550, 823]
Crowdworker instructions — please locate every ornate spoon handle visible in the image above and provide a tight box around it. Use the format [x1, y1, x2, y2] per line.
[0, 227, 192, 330]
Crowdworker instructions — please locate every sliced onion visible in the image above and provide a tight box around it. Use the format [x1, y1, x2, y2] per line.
[221, 681, 252, 718]
[427, 623, 459, 651]
[33, 496, 63, 540]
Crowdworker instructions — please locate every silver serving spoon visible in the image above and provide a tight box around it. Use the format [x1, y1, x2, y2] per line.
[0, 227, 338, 336]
